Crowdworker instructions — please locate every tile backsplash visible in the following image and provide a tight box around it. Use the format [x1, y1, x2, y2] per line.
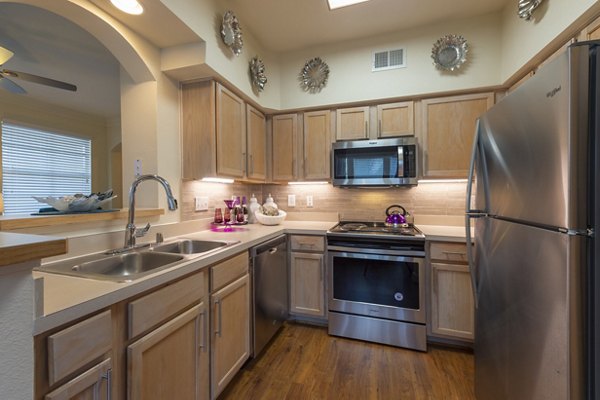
[181, 180, 468, 222]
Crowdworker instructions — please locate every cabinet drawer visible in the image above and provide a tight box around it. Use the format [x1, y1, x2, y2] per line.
[430, 242, 468, 263]
[47, 310, 112, 385]
[211, 252, 249, 292]
[290, 235, 325, 252]
[128, 272, 204, 339]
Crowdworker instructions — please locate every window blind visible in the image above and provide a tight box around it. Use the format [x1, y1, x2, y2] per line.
[1, 122, 91, 215]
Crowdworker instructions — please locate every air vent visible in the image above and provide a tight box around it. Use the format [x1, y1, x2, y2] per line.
[372, 48, 406, 71]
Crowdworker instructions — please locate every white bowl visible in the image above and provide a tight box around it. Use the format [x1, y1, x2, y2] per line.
[254, 209, 287, 225]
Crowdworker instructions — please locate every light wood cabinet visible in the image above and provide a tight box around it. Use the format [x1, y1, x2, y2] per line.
[210, 254, 250, 400]
[246, 104, 267, 181]
[377, 101, 414, 137]
[216, 83, 246, 178]
[289, 235, 326, 319]
[44, 358, 112, 400]
[303, 110, 331, 180]
[128, 303, 207, 400]
[421, 93, 494, 178]
[428, 241, 474, 342]
[271, 113, 298, 182]
[182, 81, 266, 181]
[335, 106, 369, 140]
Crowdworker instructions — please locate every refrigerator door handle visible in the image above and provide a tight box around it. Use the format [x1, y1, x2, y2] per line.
[466, 120, 483, 308]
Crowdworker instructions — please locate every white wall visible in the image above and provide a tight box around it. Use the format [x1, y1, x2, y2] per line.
[500, 0, 597, 81]
[278, 12, 502, 109]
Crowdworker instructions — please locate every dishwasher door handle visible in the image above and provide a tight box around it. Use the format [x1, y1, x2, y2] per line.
[268, 247, 278, 255]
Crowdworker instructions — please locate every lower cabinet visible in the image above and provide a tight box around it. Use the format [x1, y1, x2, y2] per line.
[210, 253, 251, 400]
[428, 241, 474, 342]
[289, 235, 326, 319]
[128, 303, 207, 400]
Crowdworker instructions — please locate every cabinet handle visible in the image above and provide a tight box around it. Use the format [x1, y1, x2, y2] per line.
[442, 251, 466, 257]
[198, 310, 207, 351]
[214, 299, 222, 337]
[94, 368, 111, 400]
[365, 120, 368, 138]
[249, 154, 254, 175]
[242, 152, 246, 174]
[378, 119, 382, 136]
[293, 159, 297, 179]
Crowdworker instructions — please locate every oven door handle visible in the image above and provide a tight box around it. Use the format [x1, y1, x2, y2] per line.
[328, 246, 425, 259]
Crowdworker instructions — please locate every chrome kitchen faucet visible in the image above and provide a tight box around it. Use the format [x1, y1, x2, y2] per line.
[124, 174, 178, 248]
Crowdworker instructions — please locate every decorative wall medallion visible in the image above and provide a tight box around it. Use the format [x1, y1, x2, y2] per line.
[299, 57, 330, 93]
[220, 10, 243, 56]
[518, 0, 543, 21]
[250, 56, 267, 91]
[431, 34, 468, 72]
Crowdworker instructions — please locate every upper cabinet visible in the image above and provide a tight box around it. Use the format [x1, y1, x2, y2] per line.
[216, 84, 246, 178]
[303, 110, 332, 180]
[421, 93, 494, 178]
[271, 114, 298, 182]
[377, 101, 414, 138]
[181, 81, 266, 182]
[246, 105, 267, 181]
[271, 110, 332, 182]
[335, 106, 369, 140]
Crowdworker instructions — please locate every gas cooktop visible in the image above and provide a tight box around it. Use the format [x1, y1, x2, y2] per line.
[328, 221, 425, 239]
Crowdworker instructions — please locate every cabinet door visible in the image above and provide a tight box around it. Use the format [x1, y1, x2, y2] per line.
[335, 106, 369, 140]
[216, 83, 246, 178]
[128, 303, 207, 400]
[377, 101, 414, 137]
[44, 358, 111, 400]
[246, 105, 267, 181]
[290, 252, 325, 317]
[421, 93, 494, 178]
[430, 262, 474, 340]
[211, 274, 250, 399]
[271, 114, 297, 182]
[303, 110, 331, 180]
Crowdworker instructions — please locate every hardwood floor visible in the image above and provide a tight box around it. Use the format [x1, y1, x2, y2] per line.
[220, 322, 475, 400]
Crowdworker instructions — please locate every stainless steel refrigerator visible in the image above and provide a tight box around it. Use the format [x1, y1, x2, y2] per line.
[466, 41, 599, 400]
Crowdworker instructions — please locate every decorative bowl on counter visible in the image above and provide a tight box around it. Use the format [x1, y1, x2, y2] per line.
[254, 209, 287, 226]
[33, 190, 116, 212]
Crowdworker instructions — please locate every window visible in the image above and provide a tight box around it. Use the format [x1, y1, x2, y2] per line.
[1, 122, 91, 215]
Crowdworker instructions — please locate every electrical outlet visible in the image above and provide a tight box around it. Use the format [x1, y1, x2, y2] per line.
[306, 195, 314, 208]
[195, 196, 209, 211]
[134, 159, 142, 177]
[288, 194, 296, 207]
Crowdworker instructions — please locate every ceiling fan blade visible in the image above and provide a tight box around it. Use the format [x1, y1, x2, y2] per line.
[0, 76, 26, 94]
[1, 69, 77, 92]
[0, 46, 14, 65]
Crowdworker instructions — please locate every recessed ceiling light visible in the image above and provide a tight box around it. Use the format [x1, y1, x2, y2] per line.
[110, 0, 144, 15]
[327, 0, 370, 10]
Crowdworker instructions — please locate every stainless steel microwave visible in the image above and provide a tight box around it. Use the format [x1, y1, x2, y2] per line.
[331, 137, 418, 187]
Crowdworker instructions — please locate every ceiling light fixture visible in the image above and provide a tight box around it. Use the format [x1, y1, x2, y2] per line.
[327, 0, 370, 10]
[110, 0, 144, 15]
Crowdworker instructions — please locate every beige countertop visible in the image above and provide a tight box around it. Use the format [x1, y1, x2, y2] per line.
[0, 232, 66, 267]
[33, 219, 469, 335]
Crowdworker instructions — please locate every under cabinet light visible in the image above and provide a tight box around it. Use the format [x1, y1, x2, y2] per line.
[417, 179, 468, 184]
[201, 177, 234, 184]
[110, 0, 144, 15]
[288, 181, 329, 185]
[327, 0, 370, 10]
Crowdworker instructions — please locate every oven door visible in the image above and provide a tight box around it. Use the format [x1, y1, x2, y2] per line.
[328, 250, 425, 324]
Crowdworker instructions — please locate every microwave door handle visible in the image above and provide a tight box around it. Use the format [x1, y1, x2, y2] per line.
[397, 146, 404, 177]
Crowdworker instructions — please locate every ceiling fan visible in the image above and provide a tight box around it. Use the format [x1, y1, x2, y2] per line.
[0, 45, 77, 94]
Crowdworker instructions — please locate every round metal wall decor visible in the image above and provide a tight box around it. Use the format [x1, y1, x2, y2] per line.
[518, 0, 543, 21]
[250, 56, 267, 92]
[220, 10, 243, 56]
[299, 57, 329, 93]
[431, 34, 468, 72]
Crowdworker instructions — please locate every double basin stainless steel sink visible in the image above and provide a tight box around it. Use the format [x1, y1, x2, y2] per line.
[36, 239, 237, 282]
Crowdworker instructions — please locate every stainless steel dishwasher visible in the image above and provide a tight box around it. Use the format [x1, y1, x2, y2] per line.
[250, 234, 288, 357]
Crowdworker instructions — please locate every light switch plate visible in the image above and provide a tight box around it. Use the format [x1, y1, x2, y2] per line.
[195, 196, 209, 211]
[288, 194, 296, 207]
[134, 159, 142, 177]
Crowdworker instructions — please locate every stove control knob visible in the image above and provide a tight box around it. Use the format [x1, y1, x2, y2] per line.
[394, 292, 404, 302]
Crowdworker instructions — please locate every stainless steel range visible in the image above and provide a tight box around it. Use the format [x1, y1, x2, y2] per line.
[326, 221, 427, 351]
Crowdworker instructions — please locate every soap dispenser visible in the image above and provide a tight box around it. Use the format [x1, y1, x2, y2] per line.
[248, 194, 260, 224]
